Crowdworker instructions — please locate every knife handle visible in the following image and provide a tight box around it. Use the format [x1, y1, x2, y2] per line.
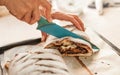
[38, 17, 49, 27]
[0, 38, 41, 54]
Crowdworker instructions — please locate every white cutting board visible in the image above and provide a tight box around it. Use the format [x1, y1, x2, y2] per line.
[0, 15, 41, 47]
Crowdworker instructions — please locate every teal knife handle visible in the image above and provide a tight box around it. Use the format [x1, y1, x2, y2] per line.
[37, 17, 50, 28]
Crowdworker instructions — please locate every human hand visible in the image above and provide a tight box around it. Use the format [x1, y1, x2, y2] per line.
[41, 12, 85, 41]
[51, 12, 85, 31]
[3, 0, 51, 24]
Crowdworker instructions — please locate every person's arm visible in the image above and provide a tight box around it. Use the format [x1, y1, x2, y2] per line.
[0, 0, 51, 24]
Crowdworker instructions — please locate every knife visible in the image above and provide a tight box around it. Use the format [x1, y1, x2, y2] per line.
[0, 38, 41, 54]
[93, 30, 120, 56]
[37, 17, 99, 50]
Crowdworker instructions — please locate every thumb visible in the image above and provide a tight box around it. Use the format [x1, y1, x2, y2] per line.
[41, 31, 48, 42]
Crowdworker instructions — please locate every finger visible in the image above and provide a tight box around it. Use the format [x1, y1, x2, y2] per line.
[71, 15, 85, 31]
[51, 12, 72, 21]
[30, 8, 40, 24]
[9, 10, 25, 20]
[70, 18, 83, 31]
[44, 7, 52, 22]
[52, 12, 82, 30]
[21, 11, 32, 24]
[52, 12, 84, 31]
[15, 14, 25, 21]
[41, 32, 48, 42]
[39, 6, 46, 17]
[39, 0, 52, 22]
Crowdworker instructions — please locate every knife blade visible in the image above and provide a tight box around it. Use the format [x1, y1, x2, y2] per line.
[93, 30, 120, 56]
[37, 17, 99, 50]
[0, 38, 41, 54]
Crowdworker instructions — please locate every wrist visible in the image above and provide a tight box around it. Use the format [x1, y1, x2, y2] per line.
[0, 0, 7, 6]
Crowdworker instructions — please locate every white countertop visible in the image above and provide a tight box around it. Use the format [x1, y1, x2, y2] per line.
[82, 7, 120, 48]
[0, 15, 41, 47]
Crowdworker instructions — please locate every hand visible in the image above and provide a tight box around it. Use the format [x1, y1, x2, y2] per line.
[42, 12, 85, 41]
[3, 0, 51, 24]
[51, 12, 85, 31]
